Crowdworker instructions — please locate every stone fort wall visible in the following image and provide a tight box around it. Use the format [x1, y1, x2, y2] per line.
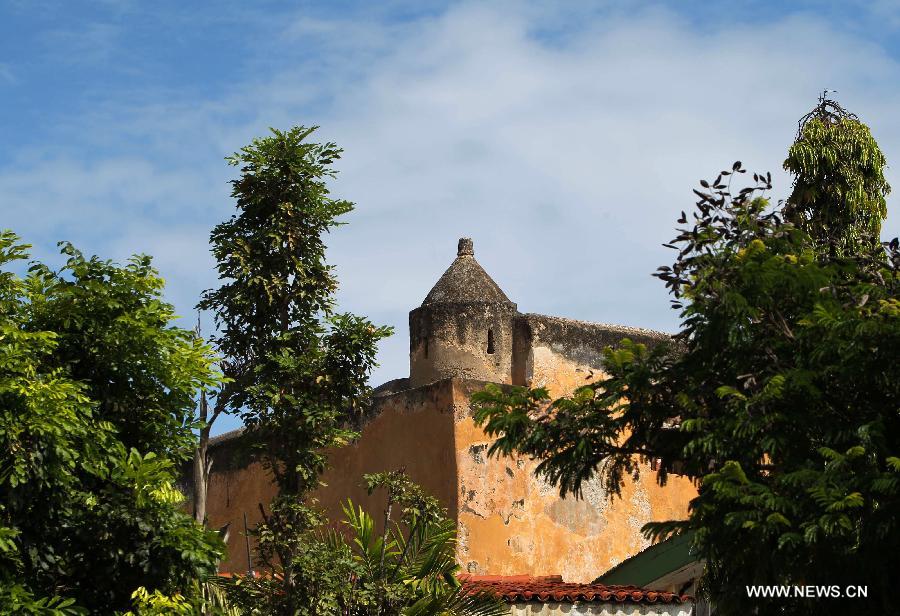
[185, 309, 696, 582]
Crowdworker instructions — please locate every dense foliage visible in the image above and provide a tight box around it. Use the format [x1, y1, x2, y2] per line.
[123, 581, 240, 616]
[330, 473, 505, 616]
[223, 473, 505, 615]
[473, 104, 899, 614]
[199, 126, 392, 613]
[199, 126, 392, 497]
[0, 232, 223, 613]
[784, 96, 889, 257]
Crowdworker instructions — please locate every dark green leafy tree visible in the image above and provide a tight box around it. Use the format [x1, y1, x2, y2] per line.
[0, 231, 224, 613]
[473, 105, 899, 614]
[199, 126, 393, 613]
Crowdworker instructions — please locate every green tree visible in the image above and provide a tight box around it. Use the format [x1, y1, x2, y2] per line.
[784, 93, 889, 256]
[123, 581, 241, 616]
[0, 232, 224, 613]
[198, 126, 392, 613]
[473, 108, 900, 614]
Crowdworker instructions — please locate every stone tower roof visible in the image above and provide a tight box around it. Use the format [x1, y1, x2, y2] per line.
[421, 238, 515, 307]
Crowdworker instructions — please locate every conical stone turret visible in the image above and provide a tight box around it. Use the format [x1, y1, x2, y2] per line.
[409, 238, 518, 387]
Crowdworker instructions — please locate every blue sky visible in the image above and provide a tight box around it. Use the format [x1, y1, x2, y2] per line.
[3, 0, 900, 435]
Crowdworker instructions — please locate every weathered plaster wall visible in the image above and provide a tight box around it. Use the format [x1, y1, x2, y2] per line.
[202, 457, 277, 574]
[517, 314, 670, 394]
[313, 379, 459, 532]
[451, 378, 696, 583]
[447, 315, 694, 582]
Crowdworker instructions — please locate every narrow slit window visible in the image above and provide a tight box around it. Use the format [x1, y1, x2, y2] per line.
[487, 329, 495, 354]
[424, 338, 429, 358]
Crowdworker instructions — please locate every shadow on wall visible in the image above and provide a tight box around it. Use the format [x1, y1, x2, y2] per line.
[181, 379, 461, 574]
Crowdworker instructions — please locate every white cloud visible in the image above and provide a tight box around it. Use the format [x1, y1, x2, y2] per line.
[313, 4, 900, 387]
[39, 22, 122, 67]
[4, 2, 900, 433]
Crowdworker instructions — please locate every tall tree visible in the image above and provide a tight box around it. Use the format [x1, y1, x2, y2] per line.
[473, 105, 899, 614]
[784, 92, 889, 256]
[199, 126, 392, 613]
[0, 232, 224, 613]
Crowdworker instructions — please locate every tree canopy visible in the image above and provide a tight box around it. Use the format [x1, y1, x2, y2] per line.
[199, 126, 391, 498]
[0, 232, 223, 613]
[199, 126, 393, 613]
[784, 94, 889, 256]
[473, 105, 900, 614]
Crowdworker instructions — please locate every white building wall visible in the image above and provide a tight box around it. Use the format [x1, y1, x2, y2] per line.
[508, 602, 693, 616]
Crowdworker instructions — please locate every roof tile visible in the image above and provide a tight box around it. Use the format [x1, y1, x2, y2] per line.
[460, 574, 691, 605]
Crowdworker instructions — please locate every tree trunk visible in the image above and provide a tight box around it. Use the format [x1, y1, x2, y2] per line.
[193, 389, 210, 524]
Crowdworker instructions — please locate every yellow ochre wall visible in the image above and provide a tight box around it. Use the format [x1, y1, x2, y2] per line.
[453, 344, 696, 582]
[202, 380, 460, 574]
[201, 343, 696, 582]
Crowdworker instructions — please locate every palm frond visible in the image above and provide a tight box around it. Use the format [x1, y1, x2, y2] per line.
[402, 587, 507, 616]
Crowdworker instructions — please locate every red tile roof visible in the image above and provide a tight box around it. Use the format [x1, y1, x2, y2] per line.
[460, 575, 691, 604]
[220, 571, 691, 605]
